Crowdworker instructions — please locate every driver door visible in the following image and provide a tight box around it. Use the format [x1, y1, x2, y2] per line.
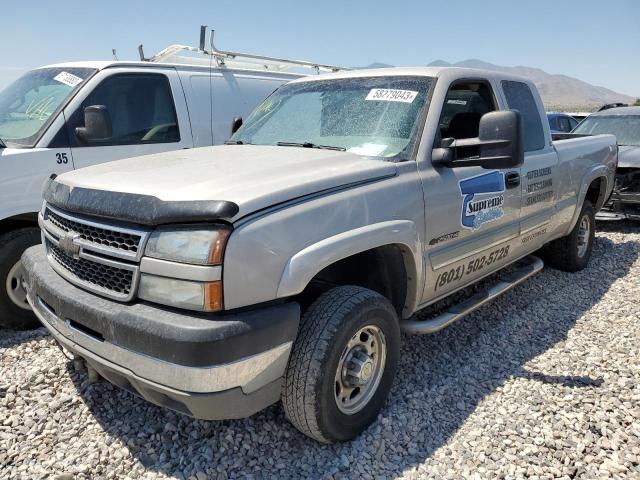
[420, 80, 522, 301]
[63, 69, 192, 170]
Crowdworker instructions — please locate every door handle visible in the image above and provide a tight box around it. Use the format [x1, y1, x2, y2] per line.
[505, 171, 520, 189]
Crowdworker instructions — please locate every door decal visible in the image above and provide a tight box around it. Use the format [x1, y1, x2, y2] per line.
[459, 171, 506, 230]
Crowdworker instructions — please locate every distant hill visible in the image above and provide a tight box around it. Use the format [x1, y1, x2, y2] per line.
[363, 60, 635, 111]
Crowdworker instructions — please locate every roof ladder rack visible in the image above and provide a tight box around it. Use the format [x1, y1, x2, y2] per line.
[138, 26, 346, 74]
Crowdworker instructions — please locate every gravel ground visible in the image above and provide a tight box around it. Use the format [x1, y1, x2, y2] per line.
[1, 221, 639, 479]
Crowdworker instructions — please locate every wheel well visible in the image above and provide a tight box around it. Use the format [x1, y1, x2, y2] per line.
[585, 177, 606, 211]
[0, 213, 38, 236]
[297, 244, 408, 317]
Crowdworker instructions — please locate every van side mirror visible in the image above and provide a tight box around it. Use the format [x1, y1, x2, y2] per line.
[230, 116, 243, 135]
[432, 110, 524, 169]
[75, 105, 113, 145]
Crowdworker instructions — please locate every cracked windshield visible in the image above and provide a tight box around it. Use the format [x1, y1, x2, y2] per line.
[231, 76, 433, 159]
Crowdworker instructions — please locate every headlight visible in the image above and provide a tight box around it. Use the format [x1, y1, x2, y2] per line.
[145, 225, 231, 265]
[138, 274, 223, 312]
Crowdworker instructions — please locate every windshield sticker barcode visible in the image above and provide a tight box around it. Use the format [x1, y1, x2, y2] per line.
[53, 72, 83, 88]
[365, 89, 418, 103]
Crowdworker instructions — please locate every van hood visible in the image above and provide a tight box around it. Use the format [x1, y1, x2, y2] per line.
[618, 145, 640, 168]
[48, 145, 397, 224]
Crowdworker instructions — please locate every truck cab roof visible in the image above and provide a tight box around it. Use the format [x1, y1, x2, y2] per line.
[287, 66, 532, 85]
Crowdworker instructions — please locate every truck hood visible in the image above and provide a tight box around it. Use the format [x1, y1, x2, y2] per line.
[617, 145, 640, 169]
[53, 145, 397, 222]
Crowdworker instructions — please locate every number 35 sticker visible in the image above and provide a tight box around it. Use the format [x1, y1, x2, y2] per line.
[55, 152, 69, 164]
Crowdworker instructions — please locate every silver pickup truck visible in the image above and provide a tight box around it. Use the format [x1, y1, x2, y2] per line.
[21, 67, 617, 443]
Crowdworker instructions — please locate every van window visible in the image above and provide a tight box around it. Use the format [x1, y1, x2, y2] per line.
[69, 73, 179, 146]
[502, 81, 545, 151]
[437, 82, 496, 142]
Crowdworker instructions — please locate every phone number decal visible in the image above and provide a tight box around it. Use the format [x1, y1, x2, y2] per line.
[434, 245, 510, 292]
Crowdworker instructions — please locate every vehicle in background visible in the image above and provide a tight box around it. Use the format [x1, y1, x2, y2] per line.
[598, 103, 628, 112]
[573, 106, 640, 220]
[22, 66, 616, 442]
[0, 27, 342, 329]
[547, 112, 579, 133]
[564, 111, 592, 122]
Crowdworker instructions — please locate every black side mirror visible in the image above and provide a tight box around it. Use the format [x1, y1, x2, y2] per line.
[432, 110, 524, 169]
[75, 105, 113, 145]
[230, 116, 243, 135]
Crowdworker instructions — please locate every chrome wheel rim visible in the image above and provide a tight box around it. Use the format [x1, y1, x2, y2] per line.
[577, 215, 591, 258]
[6, 260, 30, 310]
[334, 325, 386, 415]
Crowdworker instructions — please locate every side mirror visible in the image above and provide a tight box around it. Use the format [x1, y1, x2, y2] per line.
[230, 116, 243, 135]
[75, 105, 113, 145]
[432, 110, 524, 169]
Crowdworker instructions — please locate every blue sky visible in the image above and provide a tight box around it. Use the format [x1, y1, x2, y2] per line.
[1, 0, 639, 96]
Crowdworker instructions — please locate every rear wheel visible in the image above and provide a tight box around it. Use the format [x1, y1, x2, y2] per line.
[282, 286, 400, 443]
[543, 200, 595, 272]
[0, 228, 41, 329]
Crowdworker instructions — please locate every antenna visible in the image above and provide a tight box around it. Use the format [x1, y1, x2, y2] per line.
[112, 49, 119, 61]
[138, 44, 147, 62]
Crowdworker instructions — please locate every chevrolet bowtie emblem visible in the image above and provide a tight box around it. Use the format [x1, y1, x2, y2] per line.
[58, 233, 81, 258]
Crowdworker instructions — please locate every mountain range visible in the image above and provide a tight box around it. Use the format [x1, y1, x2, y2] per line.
[365, 59, 636, 111]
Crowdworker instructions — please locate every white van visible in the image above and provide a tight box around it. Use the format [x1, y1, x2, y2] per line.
[0, 27, 342, 327]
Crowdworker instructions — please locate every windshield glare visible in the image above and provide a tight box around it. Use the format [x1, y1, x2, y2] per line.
[573, 115, 640, 146]
[231, 76, 434, 159]
[0, 67, 95, 147]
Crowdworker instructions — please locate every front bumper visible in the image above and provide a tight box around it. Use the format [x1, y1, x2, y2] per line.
[22, 245, 300, 420]
[598, 169, 640, 221]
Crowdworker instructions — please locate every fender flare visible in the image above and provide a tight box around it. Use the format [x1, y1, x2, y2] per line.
[566, 165, 609, 234]
[277, 220, 423, 318]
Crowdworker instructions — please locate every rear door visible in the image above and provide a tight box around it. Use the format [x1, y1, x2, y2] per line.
[500, 80, 557, 252]
[421, 79, 522, 300]
[63, 68, 192, 169]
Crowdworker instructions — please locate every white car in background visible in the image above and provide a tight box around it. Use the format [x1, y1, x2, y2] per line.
[0, 27, 342, 328]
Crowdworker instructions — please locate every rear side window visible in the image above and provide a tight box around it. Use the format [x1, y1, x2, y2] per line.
[502, 81, 545, 151]
[69, 73, 179, 147]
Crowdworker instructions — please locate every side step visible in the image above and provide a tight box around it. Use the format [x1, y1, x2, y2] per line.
[401, 255, 544, 335]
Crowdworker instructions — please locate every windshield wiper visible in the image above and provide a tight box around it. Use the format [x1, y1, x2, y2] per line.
[224, 140, 251, 145]
[0, 137, 5, 148]
[277, 141, 346, 152]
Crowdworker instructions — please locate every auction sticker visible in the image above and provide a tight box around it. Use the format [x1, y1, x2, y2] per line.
[53, 71, 84, 88]
[365, 88, 418, 103]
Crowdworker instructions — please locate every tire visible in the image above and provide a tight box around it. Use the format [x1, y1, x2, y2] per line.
[0, 228, 41, 329]
[282, 286, 400, 443]
[543, 200, 595, 272]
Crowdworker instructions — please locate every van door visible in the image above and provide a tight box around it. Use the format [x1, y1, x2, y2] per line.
[421, 80, 522, 301]
[63, 69, 193, 169]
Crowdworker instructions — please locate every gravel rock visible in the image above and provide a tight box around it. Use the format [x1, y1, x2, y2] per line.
[1, 221, 639, 478]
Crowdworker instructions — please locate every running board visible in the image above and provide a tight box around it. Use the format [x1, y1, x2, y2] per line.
[401, 255, 544, 335]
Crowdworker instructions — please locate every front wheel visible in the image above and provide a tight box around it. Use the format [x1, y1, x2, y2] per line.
[0, 228, 41, 329]
[282, 286, 400, 443]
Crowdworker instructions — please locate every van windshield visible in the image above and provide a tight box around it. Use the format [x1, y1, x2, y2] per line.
[230, 76, 434, 160]
[0, 67, 95, 147]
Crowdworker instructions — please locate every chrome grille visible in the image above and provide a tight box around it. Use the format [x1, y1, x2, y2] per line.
[40, 204, 149, 301]
[46, 207, 142, 254]
[47, 239, 134, 299]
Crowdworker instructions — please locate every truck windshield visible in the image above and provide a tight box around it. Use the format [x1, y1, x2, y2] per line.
[573, 115, 640, 147]
[230, 76, 434, 159]
[0, 67, 95, 147]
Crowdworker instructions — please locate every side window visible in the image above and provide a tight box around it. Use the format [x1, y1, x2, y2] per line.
[437, 82, 496, 142]
[69, 73, 179, 147]
[569, 117, 578, 131]
[501, 80, 545, 151]
[557, 116, 571, 132]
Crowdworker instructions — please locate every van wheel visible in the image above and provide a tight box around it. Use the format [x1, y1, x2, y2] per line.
[0, 228, 41, 329]
[543, 200, 595, 272]
[282, 286, 400, 443]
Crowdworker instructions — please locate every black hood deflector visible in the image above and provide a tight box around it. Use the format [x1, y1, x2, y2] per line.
[43, 178, 239, 226]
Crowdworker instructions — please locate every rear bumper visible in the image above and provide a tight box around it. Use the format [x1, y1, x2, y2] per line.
[22, 245, 300, 419]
